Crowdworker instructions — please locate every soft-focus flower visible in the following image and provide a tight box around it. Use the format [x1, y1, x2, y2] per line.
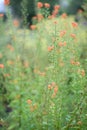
[81, 69, 85, 76]
[72, 22, 78, 28]
[30, 25, 37, 30]
[54, 86, 58, 93]
[48, 84, 52, 90]
[27, 99, 32, 104]
[48, 46, 54, 51]
[52, 9, 59, 16]
[37, 2, 43, 8]
[48, 15, 55, 19]
[54, 5, 60, 10]
[75, 61, 80, 66]
[58, 42, 63, 47]
[37, 14, 44, 21]
[4, 0, 10, 5]
[58, 42, 66, 47]
[60, 30, 66, 37]
[24, 61, 29, 68]
[0, 14, 4, 17]
[0, 64, 4, 68]
[44, 3, 50, 8]
[70, 59, 75, 65]
[13, 19, 19, 27]
[61, 13, 67, 19]
[70, 33, 76, 39]
[54, 21, 58, 24]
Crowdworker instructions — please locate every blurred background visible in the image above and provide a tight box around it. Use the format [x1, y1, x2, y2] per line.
[9, 0, 86, 23]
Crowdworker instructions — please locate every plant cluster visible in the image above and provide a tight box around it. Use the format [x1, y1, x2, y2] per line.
[0, 1, 87, 130]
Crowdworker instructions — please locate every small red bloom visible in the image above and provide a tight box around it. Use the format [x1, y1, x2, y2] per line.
[54, 5, 60, 10]
[0, 14, 4, 17]
[4, 0, 10, 5]
[0, 64, 4, 68]
[72, 22, 78, 28]
[48, 46, 54, 52]
[37, 2, 43, 8]
[61, 13, 67, 19]
[44, 3, 50, 8]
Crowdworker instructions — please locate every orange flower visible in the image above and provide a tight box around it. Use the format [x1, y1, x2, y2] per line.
[30, 25, 37, 30]
[48, 46, 54, 52]
[61, 13, 67, 19]
[52, 9, 59, 16]
[48, 84, 52, 90]
[54, 5, 60, 10]
[48, 15, 55, 19]
[37, 14, 44, 21]
[70, 60, 75, 65]
[78, 9, 83, 13]
[24, 61, 29, 68]
[51, 82, 56, 87]
[63, 42, 66, 46]
[54, 21, 58, 24]
[54, 86, 58, 93]
[44, 3, 50, 8]
[72, 22, 78, 28]
[58, 42, 63, 47]
[27, 99, 32, 105]
[13, 19, 19, 27]
[4, 0, 10, 5]
[70, 33, 76, 39]
[0, 64, 4, 68]
[37, 2, 43, 8]
[75, 61, 80, 66]
[60, 30, 66, 37]
[58, 42, 66, 47]
[81, 69, 85, 77]
[0, 14, 4, 17]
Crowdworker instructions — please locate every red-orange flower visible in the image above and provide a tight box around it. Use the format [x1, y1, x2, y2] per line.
[60, 30, 66, 37]
[44, 3, 50, 8]
[54, 86, 58, 93]
[48, 84, 52, 90]
[48, 15, 55, 19]
[54, 5, 60, 10]
[0, 64, 4, 68]
[52, 9, 59, 16]
[48, 46, 54, 52]
[70, 33, 76, 39]
[58, 42, 66, 47]
[0, 14, 4, 17]
[37, 14, 44, 21]
[61, 13, 67, 19]
[4, 0, 10, 5]
[72, 22, 78, 28]
[37, 2, 43, 8]
[13, 19, 19, 27]
[70, 59, 75, 65]
[30, 25, 37, 30]
[27, 99, 32, 104]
